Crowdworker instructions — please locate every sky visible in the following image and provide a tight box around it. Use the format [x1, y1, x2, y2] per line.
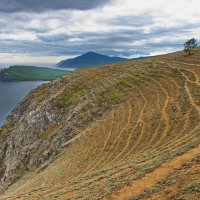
[0, 0, 200, 65]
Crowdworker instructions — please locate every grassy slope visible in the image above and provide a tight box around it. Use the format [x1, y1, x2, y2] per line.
[1, 49, 200, 199]
[3, 65, 70, 81]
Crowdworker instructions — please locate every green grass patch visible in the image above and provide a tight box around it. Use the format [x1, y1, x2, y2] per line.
[171, 68, 181, 77]
[125, 71, 147, 84]
[131, 72, 147, 82]
[116, 80, 133, 89]
[105, 91, 122, 104]
[52, 89, 86, 108]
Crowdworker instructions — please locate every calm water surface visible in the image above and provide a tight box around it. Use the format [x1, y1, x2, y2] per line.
[0, 81, 46, 127]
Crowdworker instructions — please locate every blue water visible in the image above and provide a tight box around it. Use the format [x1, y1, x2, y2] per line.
[0, 81, 46, 127]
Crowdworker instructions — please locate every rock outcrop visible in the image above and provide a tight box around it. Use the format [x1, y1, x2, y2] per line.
[0, 70, 11, 81]
[0, 66, 129, 193]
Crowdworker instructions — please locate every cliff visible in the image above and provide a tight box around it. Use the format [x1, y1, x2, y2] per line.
[0, 70, 11, 81]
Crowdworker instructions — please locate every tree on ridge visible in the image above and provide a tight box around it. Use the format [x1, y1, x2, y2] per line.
[184, 38, 197, 55]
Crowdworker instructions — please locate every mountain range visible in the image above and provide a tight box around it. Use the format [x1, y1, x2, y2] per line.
[56, 51, 129, 68]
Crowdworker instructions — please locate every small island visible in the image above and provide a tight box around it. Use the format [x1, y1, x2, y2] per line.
[0, 65, 70, 81]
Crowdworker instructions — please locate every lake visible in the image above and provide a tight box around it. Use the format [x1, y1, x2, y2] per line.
[0, 81, 46, 127]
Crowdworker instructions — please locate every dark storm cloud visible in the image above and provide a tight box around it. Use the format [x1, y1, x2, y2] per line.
[0, 0, 110, 13]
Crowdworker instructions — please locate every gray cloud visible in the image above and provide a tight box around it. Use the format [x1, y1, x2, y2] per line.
[0, 21, 193, 59]
[0, 26, 185, 58]
[104, 15, 154, 27]
[0, 0, 199, 64]
[0, 0, 110, 13]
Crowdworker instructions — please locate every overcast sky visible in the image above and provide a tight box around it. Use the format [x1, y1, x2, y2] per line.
[0, 0, 200, 65]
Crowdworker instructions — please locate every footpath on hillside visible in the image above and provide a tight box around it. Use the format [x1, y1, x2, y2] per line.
[105, 144, 200, 200]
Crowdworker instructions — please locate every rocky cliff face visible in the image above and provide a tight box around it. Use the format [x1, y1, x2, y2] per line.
[0, 65, 131, 194]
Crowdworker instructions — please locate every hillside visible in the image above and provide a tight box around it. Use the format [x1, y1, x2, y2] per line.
[0, 65, 70, 81]
[0, 49, 200, 200]
[56, 51, 128, 68]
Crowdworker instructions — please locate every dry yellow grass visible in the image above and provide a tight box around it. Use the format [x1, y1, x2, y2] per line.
[1, 49, 200, 200]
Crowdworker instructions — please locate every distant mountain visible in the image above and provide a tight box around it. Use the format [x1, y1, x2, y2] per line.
[0, 65, 70, 81]
[56, 51, 128, 68]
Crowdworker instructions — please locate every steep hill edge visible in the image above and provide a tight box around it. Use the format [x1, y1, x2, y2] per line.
[0, 49, 200, 199]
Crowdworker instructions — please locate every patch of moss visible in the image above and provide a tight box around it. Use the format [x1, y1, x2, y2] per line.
[116, 80, 133, 89]
[187, 183, 200, 193]
[171, 68, 181, 77]
[52, 89, 85, 108]
[131, 72, 147, 83]
[106, 91, 122, 104]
